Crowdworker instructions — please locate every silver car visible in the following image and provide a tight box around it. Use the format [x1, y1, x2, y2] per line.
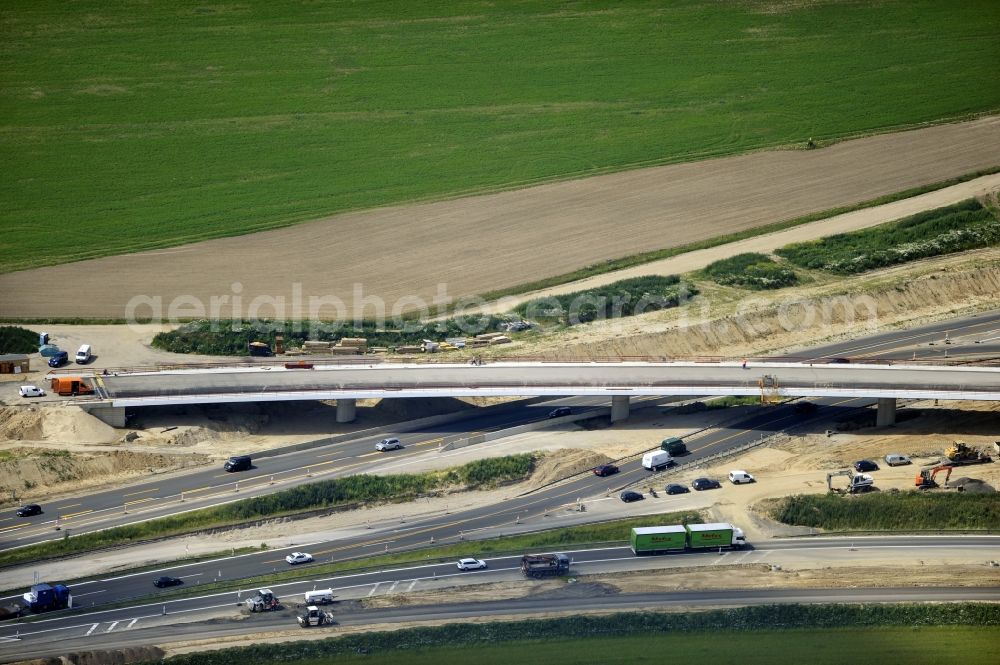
[375, 438, 402, 451]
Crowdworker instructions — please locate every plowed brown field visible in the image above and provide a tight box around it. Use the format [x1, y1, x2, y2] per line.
[2, 116, 999, 320]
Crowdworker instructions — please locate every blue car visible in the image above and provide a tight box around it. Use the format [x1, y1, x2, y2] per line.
[48, 351, 69, 368]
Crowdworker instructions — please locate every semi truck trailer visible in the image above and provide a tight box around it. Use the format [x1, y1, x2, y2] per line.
[630, 523, 746, 555]
[22, 583, 72, 612]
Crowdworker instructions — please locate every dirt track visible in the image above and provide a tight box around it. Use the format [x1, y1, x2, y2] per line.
[2, 116, 999, 320]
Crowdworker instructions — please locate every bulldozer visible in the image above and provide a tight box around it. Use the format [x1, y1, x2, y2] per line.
[826, 469, 875, 494]
[296, 605, 336, 628]
[915, 464, 954, 490]
[244, 589, 281, 612]
[944, 441, 992, 466]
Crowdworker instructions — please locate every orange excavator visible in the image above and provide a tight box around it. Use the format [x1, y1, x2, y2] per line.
[915, 464, 954, 489]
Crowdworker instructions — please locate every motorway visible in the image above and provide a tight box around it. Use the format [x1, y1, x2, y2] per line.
[0, 312, 998, 657]
[4, 311, 998, 549]
[1, 537, 998, 662]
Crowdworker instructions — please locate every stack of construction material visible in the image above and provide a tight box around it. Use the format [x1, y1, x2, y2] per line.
[489, 335, 512, 345]
[302, 341, 331, 354]
[338, 337, 368, 353]
[396, 345, 423, 354]
[370, 347, 389, 354]
[330, 346, 360, 355]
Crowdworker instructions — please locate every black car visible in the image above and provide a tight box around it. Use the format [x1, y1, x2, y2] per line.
[794, 401, 817, 415]
[619, 490, 644, 503]
[15, 504, 42, 517]
[854, 459, 879, 472]
[665, 483, 690, 495]
[153, 576, 183, 588]
[691, 478, 721, 491]
[548, 406, 572, 418]
[826, 357, 851, 364]
[593, 464, 619, 477]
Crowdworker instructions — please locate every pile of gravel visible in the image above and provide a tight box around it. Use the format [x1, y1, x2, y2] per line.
[949, 477, 995, 493]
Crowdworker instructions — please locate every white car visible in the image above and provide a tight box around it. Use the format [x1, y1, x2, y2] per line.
[285, 552, 314, 565]
[375, 438, 402, 451]
[456, 558, 487, 571]
[728, 470, 755, 484]
[19, 385, 45, 398]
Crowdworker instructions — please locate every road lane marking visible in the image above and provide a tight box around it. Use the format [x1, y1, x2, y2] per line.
[54, 503, 80, 510]
[127, 618, 138, 629]
[74, 590, 106, 598]
[414, 437, 444, 447]
[61, 509, 94, 519]
[358, 452, 381, 458]
[386, 581, 399, 595]
[0, 523, 27, 533]
[125, 497, 155, 506]
[367, 583, 380, 597]
[105, 621, 118, 632]
[123, 488, 159, 497]
[406, 580, 417, 592]
[85, 623, 98, 636]
[0, 518, 11, 523]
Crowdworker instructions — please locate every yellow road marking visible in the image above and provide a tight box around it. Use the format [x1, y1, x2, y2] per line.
[184, 486, 212, 495]
[0, 523, 27, 533]
[55, 503, 80, 510]
[0, 518, 11, 523]
[125, 497, 155, 506]
[414, 437, 444, 447]
[61, 509, 93, 519]
[358, 452, 381, 458]
[305, 460, 335, 469]
[123, 488, 159, 498]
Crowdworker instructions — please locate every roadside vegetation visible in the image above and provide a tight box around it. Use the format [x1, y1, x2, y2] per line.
[776, 199, 1000, 274]
[4, 1, 1000, 273]
[514, 276, 695, 325]
[702, 253, 799, 290]
[150, 315, 510, 356]
[0, 325, 39, 354]
[155, 606, 1000, 665]
[0, 455, 536, 569]
[765, 492, 1000, 531]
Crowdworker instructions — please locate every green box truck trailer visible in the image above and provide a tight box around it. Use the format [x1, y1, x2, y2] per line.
[630, 523, 746, 555]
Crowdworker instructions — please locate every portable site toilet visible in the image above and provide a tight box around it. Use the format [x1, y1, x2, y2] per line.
[39, 332, 50, 346]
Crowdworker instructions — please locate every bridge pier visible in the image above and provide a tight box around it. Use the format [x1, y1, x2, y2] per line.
[610, 395, 631, 423]
[336, 398, 357, 423]
[876, 398, 897, 427]
[82, 405, 126, 428]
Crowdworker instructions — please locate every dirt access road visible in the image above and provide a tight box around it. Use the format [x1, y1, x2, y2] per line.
[2, 116, 999, 320]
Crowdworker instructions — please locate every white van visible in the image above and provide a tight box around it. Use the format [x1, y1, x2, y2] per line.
[75, 344, 92, 364]
[728, 470, 755, 484]
[304, 588, 335, 605]
[884, 453, 911, 467]
[641, 450, 673, 471]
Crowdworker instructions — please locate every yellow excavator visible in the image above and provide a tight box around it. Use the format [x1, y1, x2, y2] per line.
[944, 441, 992, 466]
[915, 465, 954, 490]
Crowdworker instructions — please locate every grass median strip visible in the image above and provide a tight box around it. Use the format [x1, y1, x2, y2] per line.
[0, 455, 536, 570]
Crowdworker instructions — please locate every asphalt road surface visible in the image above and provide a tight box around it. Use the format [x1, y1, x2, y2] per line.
[3, 311, 996, 549]
[1, 537, 997, 662]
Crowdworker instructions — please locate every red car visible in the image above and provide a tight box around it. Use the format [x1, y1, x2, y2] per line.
[593, 464, 619, 477]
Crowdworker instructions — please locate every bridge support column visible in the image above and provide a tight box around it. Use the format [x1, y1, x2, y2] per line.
[876, 398, 896, 427]
[610, 395, 631, 423]
[336, 398, 357, 423]
[81, 405, 126, 428]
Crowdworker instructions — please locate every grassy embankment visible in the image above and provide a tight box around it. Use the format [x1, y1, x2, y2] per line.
[766, 492, 1000, 532]
[702, 253, 799, 290]
[3, 1, 999, 273]
[154, 606, 1000, 665]
[0, 455, 536, 569]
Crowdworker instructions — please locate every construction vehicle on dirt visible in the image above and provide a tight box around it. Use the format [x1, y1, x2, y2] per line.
[826, 469, 875, 494]
[296, 605, 336, 628]
[944, 442, 992, 466]
[244, 589, 281, 612]
[915, 465, 955, 490]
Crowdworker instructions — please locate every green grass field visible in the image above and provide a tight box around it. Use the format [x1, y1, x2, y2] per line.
[2, 1, 999, 273]
[181, 627, 1000, 665]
